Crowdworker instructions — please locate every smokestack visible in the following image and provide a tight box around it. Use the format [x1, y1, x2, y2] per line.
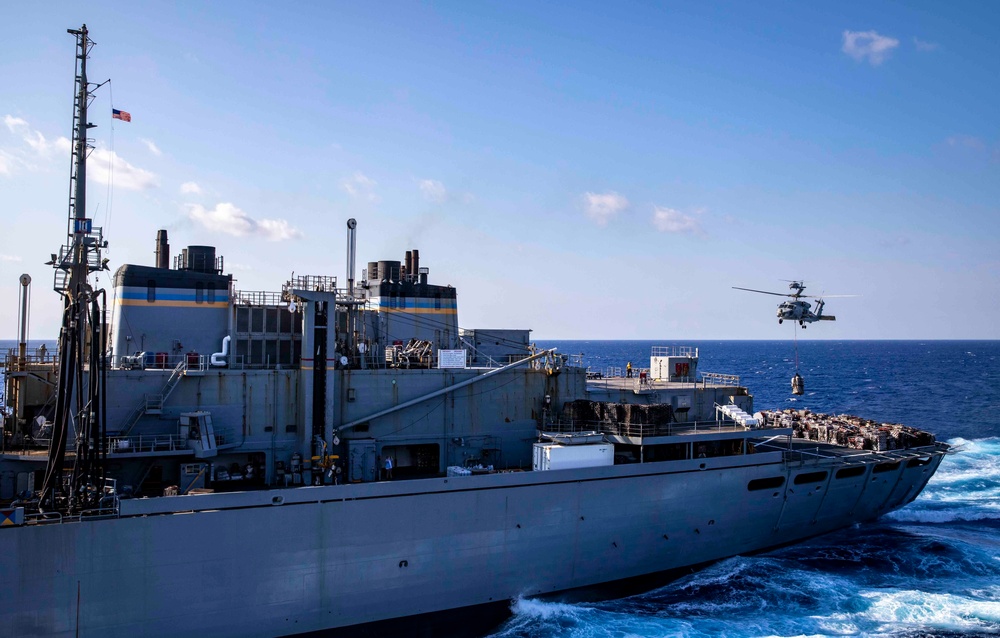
[404, 250, 412, 281]
[412, 249, 419, 282]
[155, 229, 170, 269]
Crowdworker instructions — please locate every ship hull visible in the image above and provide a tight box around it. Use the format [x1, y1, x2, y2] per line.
[2, 447, 943, 637]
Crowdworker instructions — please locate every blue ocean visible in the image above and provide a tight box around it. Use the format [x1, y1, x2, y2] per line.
[488, 340, 1000, 638]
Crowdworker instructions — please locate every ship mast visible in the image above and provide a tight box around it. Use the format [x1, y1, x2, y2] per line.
[38, 24, 109, 512]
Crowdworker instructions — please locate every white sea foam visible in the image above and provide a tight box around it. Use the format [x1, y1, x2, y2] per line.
[857, 589, 1000, 632]
[508, 596, 591, 621]
[500, 596, 688, 638]
[887, 503, 1000, 523]
[888, 437, 1000, 522]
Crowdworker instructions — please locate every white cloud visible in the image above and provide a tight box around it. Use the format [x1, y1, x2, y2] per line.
[0, 254, 22, 262]
[583, 191, 629, 226]
[140, 138, 162, 156]
[4, 115, 28, 133]
[1, 116, 158, 190]
[180, 181, 203, 195]
[256, 218, 303, 242]
[913, 37, 939, 52]
[418, 179, 448, 203]
[186, 202, 303, 241]
[1, 115, 71, 170]
[842, 30, 900, 66]
[652, 206, 702, 234]
[89, 147, 159, 190]
[341, 171, 380, 203]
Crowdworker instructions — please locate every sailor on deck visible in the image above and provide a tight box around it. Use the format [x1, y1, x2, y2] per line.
[626, 362, 633, 378]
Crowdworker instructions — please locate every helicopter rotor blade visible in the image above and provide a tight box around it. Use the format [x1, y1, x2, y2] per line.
[732, 287, 789, 297]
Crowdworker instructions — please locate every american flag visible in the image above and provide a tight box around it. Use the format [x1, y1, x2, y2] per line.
[112, 108, 132, 122]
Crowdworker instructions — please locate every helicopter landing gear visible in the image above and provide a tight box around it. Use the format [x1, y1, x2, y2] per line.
[778, 319, 783, 324]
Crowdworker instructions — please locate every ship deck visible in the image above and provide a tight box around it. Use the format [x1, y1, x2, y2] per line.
[584, 375, 742, 394]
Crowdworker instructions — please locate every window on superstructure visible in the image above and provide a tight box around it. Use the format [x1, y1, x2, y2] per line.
[207, 282, 216, 304]
[196, 282, 204, 304]
[147, 280, 156, 303]
[435, 293, 441, 309]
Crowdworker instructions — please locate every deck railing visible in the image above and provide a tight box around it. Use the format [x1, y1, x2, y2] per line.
[542, 418, 752, 438]
[700, 372, 741, 386]
[3, 349, 58, 370]
[106, 433, 188, 455]
[650, 345, 698, 358]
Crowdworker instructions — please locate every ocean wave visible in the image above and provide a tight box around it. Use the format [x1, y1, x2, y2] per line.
[491, 597, 670, 638]
[489, 523, 1000, 638]
[490, 568, 1000, 638]
[844, 588, 1000, 633]
[886, 504, 1000, 524]
[887, 437, 1000, 523]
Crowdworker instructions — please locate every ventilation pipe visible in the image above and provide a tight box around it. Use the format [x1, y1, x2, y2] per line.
[17, 273, 31, 363]
[346, 219, 357, 297]
[210, 335, 230, 367]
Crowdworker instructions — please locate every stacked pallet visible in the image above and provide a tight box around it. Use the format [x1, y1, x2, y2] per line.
[757, 409, 935, 451]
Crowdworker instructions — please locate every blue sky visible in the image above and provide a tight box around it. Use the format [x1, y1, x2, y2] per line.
[1, 1, 998, 340]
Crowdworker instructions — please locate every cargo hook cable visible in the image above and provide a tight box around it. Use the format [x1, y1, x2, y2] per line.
[793, 322, 800, 374]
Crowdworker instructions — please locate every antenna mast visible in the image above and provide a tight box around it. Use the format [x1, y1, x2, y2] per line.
[39, 25, 109, 512]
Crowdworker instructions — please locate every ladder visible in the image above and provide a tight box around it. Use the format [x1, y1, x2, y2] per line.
[119, 359, 187, 436]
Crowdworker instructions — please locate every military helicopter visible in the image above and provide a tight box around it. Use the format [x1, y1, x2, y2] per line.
[733, 281, 850, 328]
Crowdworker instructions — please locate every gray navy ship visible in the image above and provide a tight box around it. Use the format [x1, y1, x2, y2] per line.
[0, 25, 948, 638]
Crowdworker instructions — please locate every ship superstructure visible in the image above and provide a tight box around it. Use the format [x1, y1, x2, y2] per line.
[0, 25, 949, 638]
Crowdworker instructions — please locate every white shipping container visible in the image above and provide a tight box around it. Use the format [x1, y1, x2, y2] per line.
[532, 442, 614, 471]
